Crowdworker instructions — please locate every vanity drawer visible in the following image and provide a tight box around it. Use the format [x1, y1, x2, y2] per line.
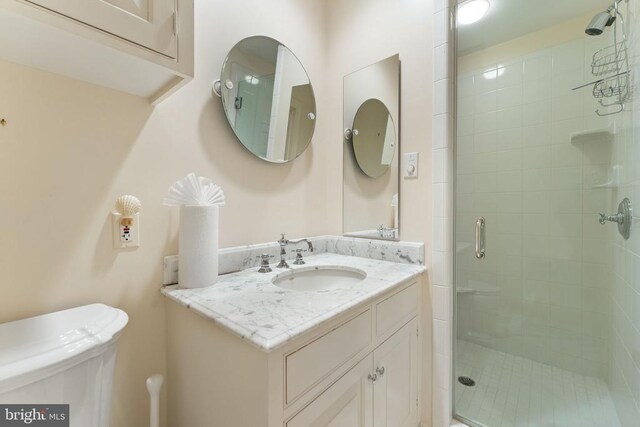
[376, 283, 418, 338]
[285, 309, 372, 405]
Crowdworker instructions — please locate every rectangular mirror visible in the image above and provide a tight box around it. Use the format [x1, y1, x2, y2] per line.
[343, 54, 400, 240]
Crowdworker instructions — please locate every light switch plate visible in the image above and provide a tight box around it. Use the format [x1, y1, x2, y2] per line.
[403, 152, 419, 178]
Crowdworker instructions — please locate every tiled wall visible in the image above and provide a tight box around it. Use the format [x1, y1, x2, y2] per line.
[455, 35, 616, 379]
[432, 1, 454, 426]
[609, 1, 640, 424]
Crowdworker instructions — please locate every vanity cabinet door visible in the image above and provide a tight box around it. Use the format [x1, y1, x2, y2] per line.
[24, 0, 178, 57]
[286, 355, 373, 427]
[372, 318, 419, 427]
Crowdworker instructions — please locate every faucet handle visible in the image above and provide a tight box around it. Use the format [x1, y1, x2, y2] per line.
[292, 248, 307, 265]
[278, 233, 289, 246]
[256, 254, 274, 273]
[599, 212, 607, 224]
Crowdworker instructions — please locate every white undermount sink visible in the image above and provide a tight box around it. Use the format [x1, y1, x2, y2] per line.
[272, 266, 367, 291]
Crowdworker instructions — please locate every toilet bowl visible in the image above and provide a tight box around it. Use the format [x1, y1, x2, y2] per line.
[0, 304, 128, 427]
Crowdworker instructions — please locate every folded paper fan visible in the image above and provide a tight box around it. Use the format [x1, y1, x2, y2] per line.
[163, 173, 225, 206]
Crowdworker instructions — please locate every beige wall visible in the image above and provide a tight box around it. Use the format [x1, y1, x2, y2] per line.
[0, 1, 329, 426]
[0, 0, 434, 426]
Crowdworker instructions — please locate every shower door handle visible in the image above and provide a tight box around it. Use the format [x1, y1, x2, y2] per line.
[475, 217, 485, 259]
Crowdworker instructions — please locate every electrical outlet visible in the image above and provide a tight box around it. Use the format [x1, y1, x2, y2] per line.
[112, 213, 140, 249]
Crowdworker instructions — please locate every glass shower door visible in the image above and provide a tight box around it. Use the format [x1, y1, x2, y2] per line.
[453, 1, 639, 426]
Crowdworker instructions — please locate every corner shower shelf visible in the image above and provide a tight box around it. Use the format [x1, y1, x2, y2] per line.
[570, 125, 615, 145]
[592, 165, 623, 189]
[465, 331, 495, 344]
[592, 183, 619, 189]
[456, 282, 500, 297]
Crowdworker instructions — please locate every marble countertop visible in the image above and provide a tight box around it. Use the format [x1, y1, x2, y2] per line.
[162, 252, 426, 352]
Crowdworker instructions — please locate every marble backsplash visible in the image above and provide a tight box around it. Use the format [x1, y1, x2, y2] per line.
[163, 235, 425, 285]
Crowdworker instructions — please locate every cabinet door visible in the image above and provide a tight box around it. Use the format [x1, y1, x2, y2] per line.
[286, 355, 373, 427]
[25, 0, 177, 58]
[372, 318, 419, 427]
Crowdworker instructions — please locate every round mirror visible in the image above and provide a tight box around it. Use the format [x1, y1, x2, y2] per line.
[218, 36, 316, 163]
[351, 99, 396, 178]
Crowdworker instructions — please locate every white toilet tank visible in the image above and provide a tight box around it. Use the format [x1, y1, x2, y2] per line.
[0, 304, 128, 427]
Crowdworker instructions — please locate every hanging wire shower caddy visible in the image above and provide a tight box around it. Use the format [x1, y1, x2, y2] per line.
[573, 0, 632, 116]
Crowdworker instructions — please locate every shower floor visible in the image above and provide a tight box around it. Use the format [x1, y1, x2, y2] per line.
[454, 340, 621, 427]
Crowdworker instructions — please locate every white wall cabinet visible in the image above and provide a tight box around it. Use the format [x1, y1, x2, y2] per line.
[166, 279, 424, 427]
[0, 0, 193, 103]
[25, 0, 177, 57]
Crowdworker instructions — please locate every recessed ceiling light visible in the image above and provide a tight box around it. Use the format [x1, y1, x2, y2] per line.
[458, 0, 490, 26]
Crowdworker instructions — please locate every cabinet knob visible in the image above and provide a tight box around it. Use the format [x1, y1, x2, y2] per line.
[376, 366, 385, 376]
[367, 373, 377, 382]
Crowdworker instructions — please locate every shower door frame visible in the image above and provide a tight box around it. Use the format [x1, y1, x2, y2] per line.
[450, 1, 466, 425]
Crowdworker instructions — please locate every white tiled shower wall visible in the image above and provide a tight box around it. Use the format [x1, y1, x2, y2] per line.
[431, 0, 454, 426]
[608, 0, 640, 424]
[455, 35, 615, 379]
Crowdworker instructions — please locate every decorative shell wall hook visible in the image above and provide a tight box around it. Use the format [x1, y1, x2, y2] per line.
[115, 195, 141, 226]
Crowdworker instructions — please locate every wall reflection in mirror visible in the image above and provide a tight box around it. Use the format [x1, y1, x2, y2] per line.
[216, 36, 316, 163]
[343, 55, 400, 241]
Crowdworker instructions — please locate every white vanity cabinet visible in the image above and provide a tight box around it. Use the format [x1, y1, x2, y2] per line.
[289, 319, 418, 427]
[0, 0, 193, 103]
[166, 279, 423, 427]
[286, 354, 374, 427]
[372, 318, 419, 427]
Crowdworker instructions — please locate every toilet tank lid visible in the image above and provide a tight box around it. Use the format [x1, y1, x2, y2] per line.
[0, 304, 128, 390]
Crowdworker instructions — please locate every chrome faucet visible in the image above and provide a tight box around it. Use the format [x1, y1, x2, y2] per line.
[376, 224, 397, 239]
[277, 234, 314, 268]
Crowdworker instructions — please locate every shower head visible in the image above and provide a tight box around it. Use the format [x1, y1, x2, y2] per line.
[586, 5, 616, 36]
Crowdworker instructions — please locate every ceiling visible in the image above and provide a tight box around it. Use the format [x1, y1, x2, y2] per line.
[237, 37, 279, 65]
[457, 0, 612, 54]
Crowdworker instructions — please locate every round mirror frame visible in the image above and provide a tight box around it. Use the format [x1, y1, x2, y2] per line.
[214, 36, 317, 164]
[351, 98, 397, 178]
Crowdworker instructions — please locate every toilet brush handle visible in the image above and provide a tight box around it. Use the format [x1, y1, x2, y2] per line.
[146, 374, 164, 427]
